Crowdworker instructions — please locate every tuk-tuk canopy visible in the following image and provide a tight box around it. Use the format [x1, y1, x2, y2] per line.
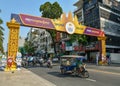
[60, 55, 85, 60]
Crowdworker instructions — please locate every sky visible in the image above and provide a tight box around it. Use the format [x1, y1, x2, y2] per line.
[0, 0, 120, 52]
[0, 0, 77, 52]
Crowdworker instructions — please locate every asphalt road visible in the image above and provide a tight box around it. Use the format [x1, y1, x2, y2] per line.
[27, 65, 120, 86]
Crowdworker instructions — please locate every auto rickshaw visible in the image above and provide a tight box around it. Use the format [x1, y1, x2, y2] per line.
[60, 55, 89, 78]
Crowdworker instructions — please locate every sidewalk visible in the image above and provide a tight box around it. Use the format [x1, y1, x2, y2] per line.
[86, 63, 120, 74]
[0, 68, 56, 86]
[0, 63, 119, 86]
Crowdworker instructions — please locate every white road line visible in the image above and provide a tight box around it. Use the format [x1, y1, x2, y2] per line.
[86, 78, 96, 82]
[88, 69, 120, 76]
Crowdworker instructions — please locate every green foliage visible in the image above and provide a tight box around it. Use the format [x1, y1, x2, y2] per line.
[0, 18, 3, 24]
[0, 14, 4, 53]
[40, 2, 63, 19]
[39, 1, 63, 38]
[39, 1, 63, 54]
[69, 34, 88, 46]
[19, 47, 25, 55]
[24, 41, 35, 54]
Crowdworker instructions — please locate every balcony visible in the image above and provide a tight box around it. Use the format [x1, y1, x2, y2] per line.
[99, 2, 120, 14]
[74, 7, 83, 14]
[73, 0, 83, 7]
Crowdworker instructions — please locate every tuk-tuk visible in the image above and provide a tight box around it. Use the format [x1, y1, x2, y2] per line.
[60, 55, 89, 78]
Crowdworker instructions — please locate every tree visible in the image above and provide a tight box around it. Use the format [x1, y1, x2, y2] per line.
[24, 41, 35, 55]
[40, 2, 63, 19]
[19, 47, 25, 55]
[69, 34, 88, 51]
[0, 11, 4, 53]
[39, 2, 63, 55]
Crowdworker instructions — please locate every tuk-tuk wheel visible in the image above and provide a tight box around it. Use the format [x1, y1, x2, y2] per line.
[61, 69, 65, 74]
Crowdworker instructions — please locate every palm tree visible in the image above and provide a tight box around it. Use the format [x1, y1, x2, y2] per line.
[0, 17, 4, 53]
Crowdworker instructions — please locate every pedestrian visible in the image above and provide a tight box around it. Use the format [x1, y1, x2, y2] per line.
[96, 52, 99, 66]
[106, 54, 111, 65]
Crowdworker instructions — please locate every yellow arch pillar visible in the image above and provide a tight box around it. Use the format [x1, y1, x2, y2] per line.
[5, 18, 20, 71]
[98, 36, 107, 65]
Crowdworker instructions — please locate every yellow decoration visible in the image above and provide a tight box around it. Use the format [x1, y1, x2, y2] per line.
[97, 36, 106, 58]
[5, 12, 107, 69]
[52, 12, 85, 34]
[5, 19, 20, 71]
[11, 18, 16, 23]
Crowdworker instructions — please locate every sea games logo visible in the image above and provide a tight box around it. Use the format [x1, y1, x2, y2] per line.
[65, 22, 75, 34]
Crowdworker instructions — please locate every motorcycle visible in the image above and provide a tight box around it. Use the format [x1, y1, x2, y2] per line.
[39, 58, 44, 67]
[47, 59, 52, 68]
[75, 64, 89, 78]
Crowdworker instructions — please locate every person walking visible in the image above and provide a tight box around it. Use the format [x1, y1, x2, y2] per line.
[106, 53, 111, 65]
[96, 52, 99, 66]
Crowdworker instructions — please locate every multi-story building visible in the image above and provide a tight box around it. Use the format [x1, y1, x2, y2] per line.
[18, 36, 25, 55]
[18, 37, 25, 48]
[26, 28, 54, 57]
[74, 0, 120, 63]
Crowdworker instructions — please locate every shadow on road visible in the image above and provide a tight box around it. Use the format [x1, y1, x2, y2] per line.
[47, 71, 80, 78]
[23, 65, 48, 69]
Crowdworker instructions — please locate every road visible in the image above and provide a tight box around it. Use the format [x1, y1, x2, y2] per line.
[27, 65, 120, 86]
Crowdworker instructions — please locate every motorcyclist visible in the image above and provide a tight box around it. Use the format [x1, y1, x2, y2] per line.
[39, 57, 44, 66]
[75, 58, 89, 78]
[47, 58, 52, 68]
[76, 58, 84, 72]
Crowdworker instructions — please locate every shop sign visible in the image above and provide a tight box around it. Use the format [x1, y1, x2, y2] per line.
[84, 27, 104, 37]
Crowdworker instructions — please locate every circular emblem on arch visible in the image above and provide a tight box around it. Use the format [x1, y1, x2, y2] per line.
[65, 22, 75, 34]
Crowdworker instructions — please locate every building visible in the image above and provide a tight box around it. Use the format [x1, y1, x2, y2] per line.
[18, 37, 25, 48]
[26, 28, 54, 58]
[18, 36, 26, 55]
[74, 0, 120, 63]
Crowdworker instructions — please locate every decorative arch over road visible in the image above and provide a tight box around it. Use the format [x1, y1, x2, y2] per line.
[5, 12, 106, 71]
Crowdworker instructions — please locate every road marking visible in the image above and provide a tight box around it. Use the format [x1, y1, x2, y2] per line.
[88, 69, 120, 76]
[86, 78, 96, 82]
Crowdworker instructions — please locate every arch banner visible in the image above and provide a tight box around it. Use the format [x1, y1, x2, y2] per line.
[11, 13, 104, 37]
